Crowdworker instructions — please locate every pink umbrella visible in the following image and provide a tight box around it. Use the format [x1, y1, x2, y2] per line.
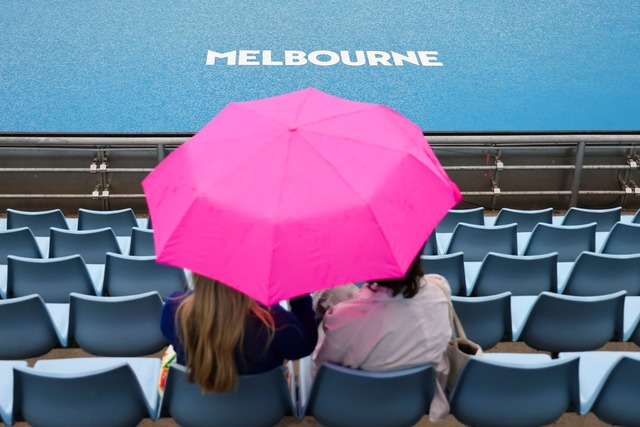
[142, 88, 461, 305]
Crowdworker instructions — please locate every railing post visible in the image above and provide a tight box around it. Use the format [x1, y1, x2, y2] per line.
[569, 141, 586, 208]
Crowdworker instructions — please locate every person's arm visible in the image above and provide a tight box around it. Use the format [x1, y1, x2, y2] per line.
[271, 294, 318, 360]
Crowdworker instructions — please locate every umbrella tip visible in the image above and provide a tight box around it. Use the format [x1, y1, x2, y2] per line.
[288, 125, 298, 132]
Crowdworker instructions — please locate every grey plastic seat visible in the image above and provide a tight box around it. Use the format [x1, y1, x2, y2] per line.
[0, 295, 64, 359]
[471, 252, 558, 296]
[493, 207, 553, 232]
[420, 253, 465, 296]
[13, 357, 160, 427]
[448, 355, 580, 427]
[561, 206, 622, 232]
[452, 292, 512, 350]
[446, 223, 518, 261]
[129, 227, 155, 256]
[49, 227, 121, 264]
[522, 222, 596, 261]
[436, 207, 484, 233]
[103, 253, 186, 299]
[420, 232, 438, 256]
[0, 227, 42, 264]
[162, 364, 295, 427]
[516, 291, 625, 353]
[6, 208, 69, 236]
[562, 252, 640, 296]
[600, 222, 640, 254]
[301, 362, 434, 427]
[69, 291, 167, 356]
[6, 254, 97, 302]
[77, 208, 139, 236]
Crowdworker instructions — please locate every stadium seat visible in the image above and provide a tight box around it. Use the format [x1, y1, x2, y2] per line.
[102, 253, 186, 299]
[0, 360, 28, 425]
[0, 227, 43, 263]
[522, 222, 596, 261]
[493, 207, 554, 232]
[470, 252, 558, 296]
[6, 208, 69, 236]
[420, 232, 439, 256]
[300, 362, 434, 427]
[561, 252, 640, 296]
[599, 222, 640, 254]
[514, 291, 625, 353]
[452, 292, 512, 350]
[129, 226, 155, 256]
[77, 208, 139, 236]
[6, 254, 97, 302]
[436, 207, 485, 233]
[68, 291, 167, 356]
[0, 295, 65, 359]
[561, 207, 622, 232]
[448, 354, 580, 427]
[420, 253, 466, 296]
[13, 357, 160, 426]
[446, 223, 518, 262]
[161, 364, 295, 427]
[49, 227, 121, 264]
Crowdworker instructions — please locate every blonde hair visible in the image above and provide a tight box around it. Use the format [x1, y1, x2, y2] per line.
[176, 274, 275, 393]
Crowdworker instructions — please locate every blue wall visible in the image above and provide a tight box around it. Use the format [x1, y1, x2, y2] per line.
[1, 1, 638, 132]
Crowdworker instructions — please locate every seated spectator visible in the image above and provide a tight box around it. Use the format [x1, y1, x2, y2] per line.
[161, 273, 317, 393]
[312, 256, 452, 421]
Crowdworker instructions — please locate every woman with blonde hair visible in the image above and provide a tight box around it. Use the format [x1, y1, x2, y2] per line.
[160, 273, 317, 393]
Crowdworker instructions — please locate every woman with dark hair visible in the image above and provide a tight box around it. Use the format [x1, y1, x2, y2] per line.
[312, 255, 452, 421]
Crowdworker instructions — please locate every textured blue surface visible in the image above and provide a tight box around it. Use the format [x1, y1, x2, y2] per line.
[1, 1, 639, 132]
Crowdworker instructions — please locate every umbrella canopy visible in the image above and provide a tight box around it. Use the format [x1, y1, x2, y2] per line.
[143, 88, 461, 305]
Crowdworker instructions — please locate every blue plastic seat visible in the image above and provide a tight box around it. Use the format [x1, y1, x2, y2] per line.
[69, 291, 168, 356]
[49, 227, 121, 264]
[77, 208, 139, 236]
[419, 253, 465, 296]
[436, 207, 484, 233]
[590, 354, 640, 426]
[561, 252, 640, 296]
[522, 222, 596, 261]
[471, 252, 558, 296]
[129, 227, 155, 256]
[446, 223, 517, 262]
[452, 292, 512, 350]
[420, 232, 439, 256]
[301, 362, 434, 427]
[0, 360, 28, 425]
[13, 357, 160, 426]
[493, 207, 553, 232]
[448, 355, 580, 427]
[161, 364, 295, 427]
[561, 207, 622, 232]
[0, 227, 43, 264]
[6, 208, 69, 236]
[599, 222, 640, 254]
[515, 291, 625, 353]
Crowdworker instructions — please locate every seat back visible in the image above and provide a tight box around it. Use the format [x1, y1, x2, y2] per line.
[562, 207, 621, 232]
[103, 253, 186, 299]
[162, 364, 294, 427]
[304, 362, 434, 427]
[13, 363, 150, 427]
[519, 291, 625, 352]
[0, 295, 61, 359]
[436, 207, 484, 233]
[449, 356, 579, 427]
[49, 227, 121, 264]
[0, 360, 28, 425]
[7, 254, 95, 302]
[77, 208, 139, 236]
[0, 228, 42, 264]
[452, 293, 512, 349]
[7, 209, 69, 236]
[129, 227, 155, 256]
[600, 222, 640, 255]
[446, 223, 517, 261]
[420, 232, 438, 256]
[420, 253, 466, 296]
[493, 207, 553, 232]
[69, 292, 167, 356]
[591, 356, 640, 426]
[523, 223, 596, 261]
[562, 252, 640, 296]
[472, 252, 558, 296]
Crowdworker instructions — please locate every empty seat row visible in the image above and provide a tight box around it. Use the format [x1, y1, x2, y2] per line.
[3, 352, 638, 427]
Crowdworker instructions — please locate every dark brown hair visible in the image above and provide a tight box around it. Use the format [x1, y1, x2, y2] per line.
[375, 256, 424, 298]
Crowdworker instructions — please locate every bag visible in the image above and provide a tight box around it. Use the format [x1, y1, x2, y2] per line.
[433, 281, 483, 392]
[158, 345, 176, 395]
